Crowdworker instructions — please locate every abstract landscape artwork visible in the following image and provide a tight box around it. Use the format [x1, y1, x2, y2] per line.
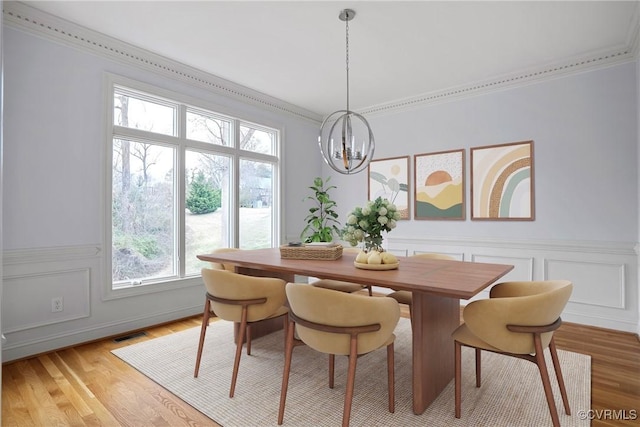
[471, 140, 534, 220]
[368, 156, 410, 219]
[414, 149, 465, 220]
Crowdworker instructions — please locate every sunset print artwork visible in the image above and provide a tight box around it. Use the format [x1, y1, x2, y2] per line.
[414, 149, 465, 220]
[471, 140, 534, 220]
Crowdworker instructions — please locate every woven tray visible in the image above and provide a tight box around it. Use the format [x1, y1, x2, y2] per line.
[279, 244, 343, 260]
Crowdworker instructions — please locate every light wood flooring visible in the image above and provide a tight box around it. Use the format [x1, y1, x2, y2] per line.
[2, 307, 639, 426]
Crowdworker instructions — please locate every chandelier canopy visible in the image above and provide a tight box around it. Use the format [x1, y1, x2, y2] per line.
[318, 9, 375, 175]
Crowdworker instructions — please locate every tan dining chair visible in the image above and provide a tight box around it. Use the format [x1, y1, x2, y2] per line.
[194, 247, 241, 368]
[387, 252, 455, 317]
[278, 283, 400, 427]
[194, 267, 289, 398]
[205, 247, 241, 271]
[452, 280, 573, 427]
[311, 247, 373, 295]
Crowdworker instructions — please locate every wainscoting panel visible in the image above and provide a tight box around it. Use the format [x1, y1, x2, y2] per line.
[386, 236, 639, 333]
[468, 254, 534, 301]
[3, 268, 91, 333]
[1, 245, 204, 362]
[546, 259, 625, 309]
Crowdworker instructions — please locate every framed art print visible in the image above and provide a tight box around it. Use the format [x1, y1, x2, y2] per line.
[414, 149, 465, 220]
[471, 140, 534, 220]
[368, 156, 410, 219]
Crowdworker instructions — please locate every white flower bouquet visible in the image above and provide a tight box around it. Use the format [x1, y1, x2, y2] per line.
[341, 197, 400, 253]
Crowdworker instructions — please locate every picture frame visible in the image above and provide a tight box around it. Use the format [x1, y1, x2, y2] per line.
[414, 149, 465, 220]
[368, 156, 410, 220]
[470, 140, 535, 221]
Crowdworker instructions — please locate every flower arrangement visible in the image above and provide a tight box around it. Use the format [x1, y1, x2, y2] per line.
[341, 197, 401, 253]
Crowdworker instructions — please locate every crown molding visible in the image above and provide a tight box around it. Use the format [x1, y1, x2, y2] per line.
[627, 0, 640, 59]
[361, 44, 637, 117]
[4, 1, 638, 122]
[2, 2, 323, 124]
[360, 1, 640, 117]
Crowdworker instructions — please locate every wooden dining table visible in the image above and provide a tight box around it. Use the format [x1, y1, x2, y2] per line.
[197, 247, 513, 415]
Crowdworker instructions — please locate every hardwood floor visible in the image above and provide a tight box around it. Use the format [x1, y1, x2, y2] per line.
[2, 309, 639, 426]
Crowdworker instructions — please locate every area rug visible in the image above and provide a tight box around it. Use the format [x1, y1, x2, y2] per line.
[112, 318, 590, 426]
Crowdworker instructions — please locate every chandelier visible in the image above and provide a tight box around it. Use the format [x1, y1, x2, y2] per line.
[318, 9, 375, 175]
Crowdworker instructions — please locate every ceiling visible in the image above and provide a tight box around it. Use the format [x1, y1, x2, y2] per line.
[23, 1, 640, 117]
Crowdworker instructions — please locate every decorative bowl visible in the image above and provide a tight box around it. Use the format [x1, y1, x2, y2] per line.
[354, 261, 399, 271]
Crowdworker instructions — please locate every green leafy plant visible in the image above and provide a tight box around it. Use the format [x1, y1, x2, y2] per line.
[300, 177, 341, 243]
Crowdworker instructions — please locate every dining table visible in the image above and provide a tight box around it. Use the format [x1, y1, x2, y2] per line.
[197, 247, 514, 415]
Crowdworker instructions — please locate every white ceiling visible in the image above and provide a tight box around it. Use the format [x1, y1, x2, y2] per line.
[23, 1, 640, 117]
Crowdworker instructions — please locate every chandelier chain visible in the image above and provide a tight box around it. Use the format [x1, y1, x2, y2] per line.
[345, 14, 350, 112]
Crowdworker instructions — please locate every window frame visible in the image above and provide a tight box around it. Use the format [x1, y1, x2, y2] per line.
[103, 74, 282, 300]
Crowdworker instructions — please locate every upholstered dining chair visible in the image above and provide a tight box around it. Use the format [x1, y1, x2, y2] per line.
[387, 253, 455, 318]
[278, 283, 400, 427]
[205, 247, 241, 271]
[194, 247, 241, 372]
[311, 247, 373, 295]
[452, 280, 573, 427]
[194, 268, 288, 398]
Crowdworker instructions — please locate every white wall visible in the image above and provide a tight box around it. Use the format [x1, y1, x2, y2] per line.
[0, 0, 5, 416]
[2, 5, 639, 362]
[331, 64, 638, 241]
[637, 56, 640, 337]
[328, 62, 639, 333]
[1, 24, 320, 361]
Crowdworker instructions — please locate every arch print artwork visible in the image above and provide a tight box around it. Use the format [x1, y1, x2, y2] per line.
[414, 149, 465, 220]
[368, 156, 410, 219]
[471, 140, 535, 220]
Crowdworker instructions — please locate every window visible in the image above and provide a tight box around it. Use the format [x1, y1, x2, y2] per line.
[108, 77, 280, 291]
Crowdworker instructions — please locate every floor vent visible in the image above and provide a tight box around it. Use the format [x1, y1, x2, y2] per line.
[113, 331, 147, 343]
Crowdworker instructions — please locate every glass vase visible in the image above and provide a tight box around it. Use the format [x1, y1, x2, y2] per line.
[362, 234, 384, 253]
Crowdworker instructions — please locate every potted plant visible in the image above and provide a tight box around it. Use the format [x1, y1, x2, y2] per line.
[300, 177, 341, 243]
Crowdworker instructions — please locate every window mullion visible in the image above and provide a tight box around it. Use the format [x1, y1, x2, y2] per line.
[177, 104, 187, 278]
[113, 125, 181, 146]
[233, 119, 241, 248]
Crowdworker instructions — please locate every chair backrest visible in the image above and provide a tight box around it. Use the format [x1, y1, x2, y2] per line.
[285, 283, 400, 356]
[201, 268, 286, 322]
[462, 280, 573, 354]
[412, 252, 455, 261]
[208, 248, 241, 271]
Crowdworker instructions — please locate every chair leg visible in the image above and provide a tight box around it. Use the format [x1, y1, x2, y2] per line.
[455, 340, 462, 418]
[549, 337, 571, 415]
[329, 354, 335, 389]
[387, 342, 395, 413]
[229, 307, 249, 398]
[246, 324, 252, 355]
[278, 319, 296, 425]
[194, 299, 211, 378]
[475, 348, 482, 387]
[533, 334, 561, 427]
[282, 314, 289, 350]
[342, 336, 358, 427]
[367, 285, 373, 296]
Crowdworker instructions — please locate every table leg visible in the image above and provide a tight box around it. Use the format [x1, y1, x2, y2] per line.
[411, 292, 460, 414]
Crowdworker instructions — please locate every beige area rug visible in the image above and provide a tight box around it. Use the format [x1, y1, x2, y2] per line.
[112, 318, 590, 427]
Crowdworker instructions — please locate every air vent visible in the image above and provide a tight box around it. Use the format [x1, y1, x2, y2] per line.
[113, 331, 147, 342]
